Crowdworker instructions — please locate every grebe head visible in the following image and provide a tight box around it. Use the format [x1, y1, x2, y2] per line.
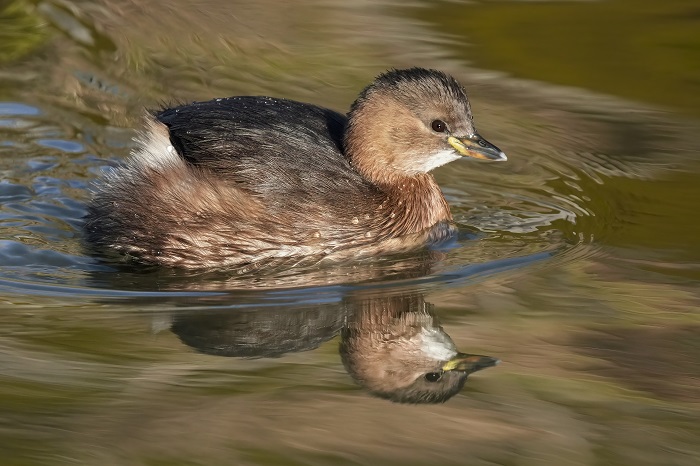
[340, 294, 500, 404]
[344, 68, 506, 184]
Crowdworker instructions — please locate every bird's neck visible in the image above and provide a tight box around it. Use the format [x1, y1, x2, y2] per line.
[348, 150, 453, 235]
[376, 173, 453, 235]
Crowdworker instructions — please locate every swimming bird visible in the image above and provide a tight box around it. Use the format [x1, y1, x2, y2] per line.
[84, 68, 506, 269]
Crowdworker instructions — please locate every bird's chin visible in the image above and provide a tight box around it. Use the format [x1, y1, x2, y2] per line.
[416, 149, 462, 173]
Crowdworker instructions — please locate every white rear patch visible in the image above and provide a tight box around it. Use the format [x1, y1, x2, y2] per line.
[131, 118, 183, 170]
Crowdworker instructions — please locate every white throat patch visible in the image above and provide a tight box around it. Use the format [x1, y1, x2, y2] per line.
[419, 149, 461, 173]
[419, 327, 458, 361]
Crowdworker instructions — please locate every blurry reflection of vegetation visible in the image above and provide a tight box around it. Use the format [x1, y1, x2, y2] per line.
[412, 0, 700, 117]
[0, 0, 48, 63]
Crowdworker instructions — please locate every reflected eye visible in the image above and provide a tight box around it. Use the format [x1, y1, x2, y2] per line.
[431, 120, 447, 133]
[424, 372, 442, 382]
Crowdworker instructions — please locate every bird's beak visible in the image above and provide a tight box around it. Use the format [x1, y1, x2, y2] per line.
[448, 134, 507, 161]
[442, 353, 500, 374]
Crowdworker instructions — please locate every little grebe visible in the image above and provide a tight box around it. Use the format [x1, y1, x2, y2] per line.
[85, 68, 506, 269]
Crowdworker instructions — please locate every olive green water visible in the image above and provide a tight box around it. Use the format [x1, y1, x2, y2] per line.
[1, 0, 699, 465]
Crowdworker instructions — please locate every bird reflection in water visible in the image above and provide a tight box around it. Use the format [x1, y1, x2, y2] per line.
[169, 291, 498, 404]
[340, 293, 497, 403]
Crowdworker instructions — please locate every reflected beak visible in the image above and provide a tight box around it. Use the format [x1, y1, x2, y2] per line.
[448, 134, 507, 161]
[442, 353, 500, 374]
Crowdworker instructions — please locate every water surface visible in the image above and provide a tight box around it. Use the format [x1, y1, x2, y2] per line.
[1, 1, 699, 465]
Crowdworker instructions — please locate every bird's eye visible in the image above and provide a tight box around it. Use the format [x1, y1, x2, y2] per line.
[424, 372, 442, 382]
[431, 120, 447, 133]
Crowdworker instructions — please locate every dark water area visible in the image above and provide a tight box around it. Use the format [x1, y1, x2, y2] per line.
[1, 0, 699, 465]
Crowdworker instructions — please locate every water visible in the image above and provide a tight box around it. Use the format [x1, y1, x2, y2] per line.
[1, 0, 699, 465]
